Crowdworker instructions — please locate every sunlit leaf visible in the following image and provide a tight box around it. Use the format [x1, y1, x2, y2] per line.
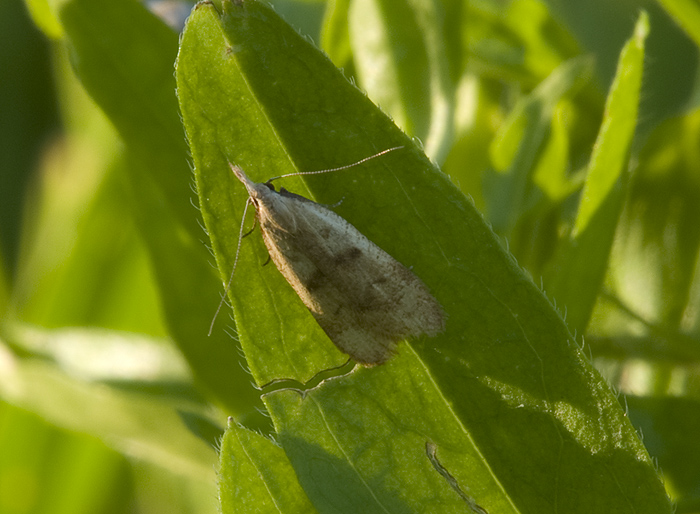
[178, 3, 670, 512]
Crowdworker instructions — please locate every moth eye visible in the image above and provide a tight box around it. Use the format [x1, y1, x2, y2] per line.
[264, 182, 276, 192]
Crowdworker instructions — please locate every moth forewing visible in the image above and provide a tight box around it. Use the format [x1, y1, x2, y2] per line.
[228, 158, 445, 365]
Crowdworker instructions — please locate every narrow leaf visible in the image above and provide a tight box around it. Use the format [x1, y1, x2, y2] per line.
[348, 0, 459, 161]
[655, 0, 700, 49]
[545, 12, 649, 333]
[486, 56, 592, 232]
[0, 325, 218, 480]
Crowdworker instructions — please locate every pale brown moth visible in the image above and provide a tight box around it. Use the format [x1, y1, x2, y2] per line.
[213, 148, 445, 365]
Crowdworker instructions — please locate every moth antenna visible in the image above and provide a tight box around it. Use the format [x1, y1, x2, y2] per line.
[208, 198, 254, 336]
[266, 145, 404, 183]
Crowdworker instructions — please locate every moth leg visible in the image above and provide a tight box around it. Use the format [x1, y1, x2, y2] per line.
[242, 215, 258, 238]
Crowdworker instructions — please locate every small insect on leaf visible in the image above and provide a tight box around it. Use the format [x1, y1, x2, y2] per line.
[218, 148, 445, 365]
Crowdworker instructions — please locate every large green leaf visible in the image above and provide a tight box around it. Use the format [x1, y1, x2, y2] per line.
[178, 1, 671, 512]
[46, 0, 260, 414]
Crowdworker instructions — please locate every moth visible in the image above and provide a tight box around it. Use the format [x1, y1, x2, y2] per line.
[215, 148, 445, 365]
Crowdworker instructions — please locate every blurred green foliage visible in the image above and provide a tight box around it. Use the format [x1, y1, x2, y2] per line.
[1, 0, 699, 512]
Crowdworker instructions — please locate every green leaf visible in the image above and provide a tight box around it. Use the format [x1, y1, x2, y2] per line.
[1, 0, 60, 280]
[264, 353, 518, 513]
[11, 144, 163, 333]
[0, 403, 132, 514]
[550, 0, 697, 136]
[485, 56, 592, 233]
[49, 0, 261, 414]
[348, 0, 460, 161]
[464, 0, 581, 86]
[603, 109, 700, 333]
[321, 0, 353, 70]
[628, 395, 700, 511]
[651, 0, 700, 50]
[219, 420, 317, 514]
[24, 0, 63, 38]
[530, 104, 581, 203]
[545, 12, 649, 334]
[178, 1, 350, 384]
[0, 325, 218, 480]
[178, 2, 670, 512]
